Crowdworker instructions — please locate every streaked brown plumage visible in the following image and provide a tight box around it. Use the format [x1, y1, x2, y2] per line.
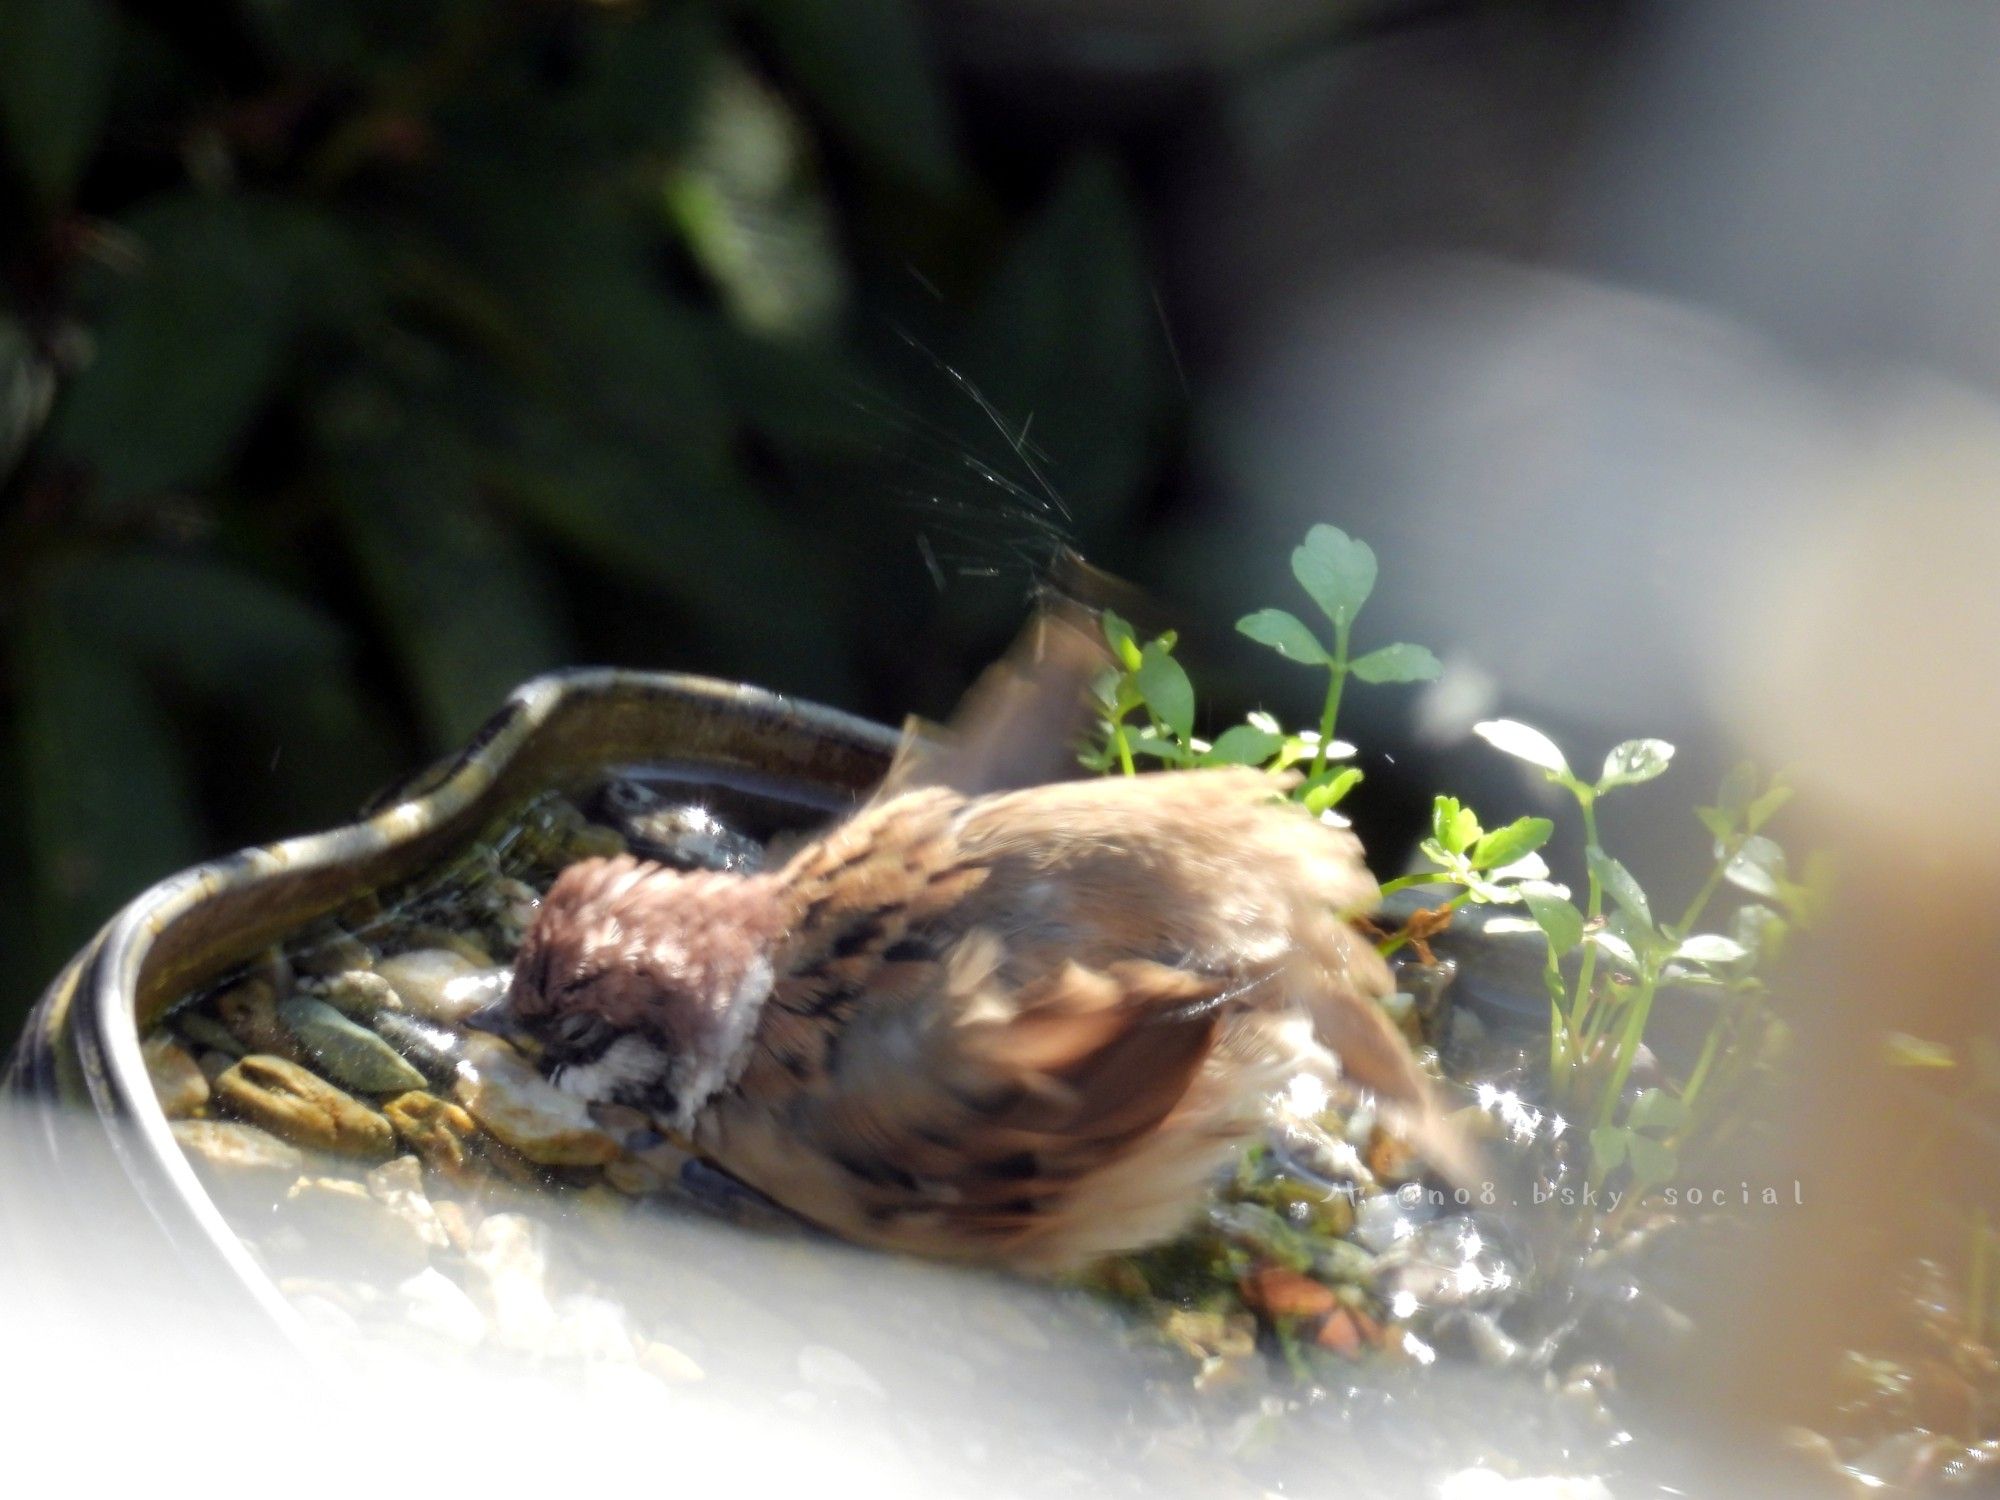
[504, 614, 1458, 1272]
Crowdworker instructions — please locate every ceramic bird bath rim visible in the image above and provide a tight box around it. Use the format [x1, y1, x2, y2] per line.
[1, 668, 901, 1338]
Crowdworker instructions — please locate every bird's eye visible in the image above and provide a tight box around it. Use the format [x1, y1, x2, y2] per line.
[551, 1009, 614, 1058]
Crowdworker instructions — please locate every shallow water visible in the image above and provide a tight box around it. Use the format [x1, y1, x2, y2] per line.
[139, 772, 1772, 1498]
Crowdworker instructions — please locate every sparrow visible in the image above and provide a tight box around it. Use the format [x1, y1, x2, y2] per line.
[501, 613, 1461, 1273]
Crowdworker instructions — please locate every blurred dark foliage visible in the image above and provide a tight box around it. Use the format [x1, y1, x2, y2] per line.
[0, 0, 1218, 1043]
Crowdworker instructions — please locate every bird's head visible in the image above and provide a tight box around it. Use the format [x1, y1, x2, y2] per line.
[501, 855, 782, 1129]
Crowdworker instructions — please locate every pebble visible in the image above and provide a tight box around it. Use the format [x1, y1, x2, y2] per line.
[366, 1155, 451, 1250]
[397, 1268, 487, 1349]
[177, 1011, 246, 1059]
[279, 996, 428, 1094]
[375, 949, 506, 1024]
[171, 1119, 305, 1179]
[301, 970, 399, 1017]
[213, 977, 301, 1060]
[293, 932, 376, 977]
[454, 1034, 619, 1166]
[383, 1090, 481, 1179]
[468, 1213, 559, 1352]
[143, 1035, 210, 1118]
[366, 1012, 462, 1083]
[195, 1049, 236, 1084]
[214, 1054, 396, 1159]
[432, 1198, 479, 1253]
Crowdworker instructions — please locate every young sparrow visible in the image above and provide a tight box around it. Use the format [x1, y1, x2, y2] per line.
[502, 615, 1460, 1272]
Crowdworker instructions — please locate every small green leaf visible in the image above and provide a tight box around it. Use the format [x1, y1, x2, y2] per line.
[1100, 608, 1142, 671]
[1589, 929, 1642, 971]
[1474, 719, 1572, 781]
[1725, 835, 1788, 899]
[1884, 1031, 1957, 1070]
[1597, 738, 1675, 794]
[1589, 1126, 1629, 1173]
[1587, 846, 1654, 929]
[1626, 1134, 1677, 1185]
[1673, 933, 1749, 966]
[1135, 642, 1194, 741]
[1236, 608, 1329, 665]
[1205, 723, 1284, 766]
[1349, 641, 1442, 685]
[1302, 766, 1362, 815]
[1431, 796, 1482, 856]
[1627, 1089, 1691, 1133]
[1290, 524, 1376, 629]
[1470, 816, 1553, 872]
[1523, 888, 1585, 956]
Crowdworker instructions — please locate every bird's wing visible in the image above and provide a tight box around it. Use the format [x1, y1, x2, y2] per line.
[875, 601, 1110, 800]
[708, 925, 1241, 1268]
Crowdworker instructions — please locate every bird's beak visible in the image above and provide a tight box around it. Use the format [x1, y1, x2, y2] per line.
[464, 1000, 529, 1041]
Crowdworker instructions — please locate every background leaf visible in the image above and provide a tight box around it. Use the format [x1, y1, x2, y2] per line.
[1597, 738, 1675, 794]
[1135, 641, 1194, 741]
[1349, 641, 1442, 685]
[1588, 846, 1655, 930]
[1290, 523, 1376, 629]
[1524, 888, 1585, 955]
[1474, 718, 1572, 780]
[1236, 607, 1329, 665]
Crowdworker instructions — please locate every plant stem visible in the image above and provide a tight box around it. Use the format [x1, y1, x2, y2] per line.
[1110, 717, 1136, 777]
[1310, 623, 1351, 779]
[1560, 792, 1606, 1114]
[1673, 832, 1744, 938]
[1595, 965, 1660, 1130]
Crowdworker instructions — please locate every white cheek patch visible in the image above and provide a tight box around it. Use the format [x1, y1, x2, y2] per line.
[554, 1035, 669, 1103]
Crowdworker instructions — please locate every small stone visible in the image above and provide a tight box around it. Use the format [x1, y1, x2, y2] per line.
[171, 1119, 304, 1179]
[376, 950, 507, 1023]
[367, 1155, 450, 1250]
[1239, 1266, 1338, 1322]
[366, 1010, 463, 1082]
[279, 996, 428, 1094]
[398, 1268, 487, 1349]
[468, 1213, 558, 1351]
[384, 1091, 481, 1179]
[301, 970, 400, 1018]
[177, 1011, 246, 1059]
[214, 978, 301, 1060]
[454, 1034, 619, 1167]
[293, 932, 376, 977]
[196, 1049, 235, 1084]
[404, 928, 497, 968]
[638, 1340, 706, 1385]
[214, 1054, 396, 1159]
[143, 1035, 210, 1118]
